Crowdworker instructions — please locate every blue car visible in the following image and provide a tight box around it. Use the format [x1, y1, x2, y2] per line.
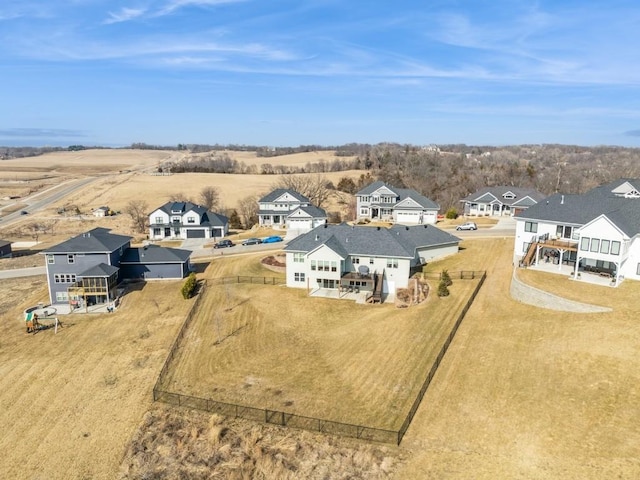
[262, 235, 283, 244]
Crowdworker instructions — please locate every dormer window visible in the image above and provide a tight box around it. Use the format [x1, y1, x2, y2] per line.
[503, 192, 516, 199]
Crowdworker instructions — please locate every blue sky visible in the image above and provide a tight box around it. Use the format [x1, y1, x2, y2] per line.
[2, 0, 640, 147]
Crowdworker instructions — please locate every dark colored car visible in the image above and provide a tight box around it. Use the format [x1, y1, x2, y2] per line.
[262, 235, 283, 244]
[213, 239, 235, 248]
[241, 237, 262, 246]
[21, 210, 29, 215]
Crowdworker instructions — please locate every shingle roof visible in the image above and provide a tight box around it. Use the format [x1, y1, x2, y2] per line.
[285, 223, 460, 258]
[356, 181, 439, 209]
[258, 189, 309, 203]
[515, 179, 640, 236]
[0, 240, 11, 249]
[43, 228, 131, 254]
[154, 201, 228, 226]
[120, 245, 191, 264]
[396, 189, 440, 209]
[461, 186, 545, 205]
[79, 263, 120, 277]
[289, 205, 327, 218]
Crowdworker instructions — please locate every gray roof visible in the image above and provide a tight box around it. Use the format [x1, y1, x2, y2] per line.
[79, 263, 119, 277]
[289, 205, 327, 218]
[285, 223, 460, 258]
[356, 181, 439, 209]
[154, 201, 228, 227]
[516, 179, 640, 236]
[258, 189, 309, 204]
[0, 240, 11, 248]
[120, 245, 191, 264]
[461, 186, 545, 206]
[43, 228, 131, 254]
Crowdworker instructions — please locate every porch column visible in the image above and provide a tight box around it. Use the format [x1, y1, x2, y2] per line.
[573, 255, 581, 279]
[558, 249, 566, 271]
[534, 244, 541, 266]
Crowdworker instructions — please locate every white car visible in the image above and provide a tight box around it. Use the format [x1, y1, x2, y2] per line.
[456, 222, 478, 231]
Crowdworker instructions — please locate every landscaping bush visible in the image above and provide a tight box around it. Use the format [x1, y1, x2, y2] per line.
[441, 269, 453, 286]
[445, 208, 458, 219]
[437, 279, 450, 297]
[181, 272, 197, 299]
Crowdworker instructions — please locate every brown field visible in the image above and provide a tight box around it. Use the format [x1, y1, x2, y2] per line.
[160, 253, 479, 430]
[0, 149, 363, 244]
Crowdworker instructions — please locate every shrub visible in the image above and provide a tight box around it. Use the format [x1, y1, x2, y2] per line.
[181, 272, 197, 299]
[441, 269, 453, 286]
[445, 208, 458, 219]
[437, 279, 450, 297]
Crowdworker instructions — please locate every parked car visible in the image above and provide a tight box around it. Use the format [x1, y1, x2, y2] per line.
[456, 222, 478, 231]
[241, 237, 262, 246]
[213, 239, 235, 248]
[262, 235, 283, 244]
[20, 210, 29, 215]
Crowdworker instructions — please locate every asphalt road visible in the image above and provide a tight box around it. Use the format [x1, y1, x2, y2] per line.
[0, 266, 46, 279]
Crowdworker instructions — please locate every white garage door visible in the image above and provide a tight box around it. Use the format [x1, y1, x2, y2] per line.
[396, 212, 420, 224]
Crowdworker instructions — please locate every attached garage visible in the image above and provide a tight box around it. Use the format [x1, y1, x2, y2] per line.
[120, 245, 192, 280]
[186, 229, 206, 238]
[395, 211, 421, 224]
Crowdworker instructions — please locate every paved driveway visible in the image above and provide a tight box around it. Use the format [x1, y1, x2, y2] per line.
[0, 266, 46, 279]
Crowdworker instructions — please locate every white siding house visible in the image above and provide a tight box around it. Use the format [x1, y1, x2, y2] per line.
[284, 223, 460, 301]
[514, 179, 640, 286]
[148, 201, 228, 240]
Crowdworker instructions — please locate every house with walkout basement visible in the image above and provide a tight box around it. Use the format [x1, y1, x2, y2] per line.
[257, 189, 326, 234]
[460, 186, 545, 217]
[514, 179, 640, 286]
[355, 181, 440, 225]
[284, 223, 460, 301]
[42, 227, 191, 307]
[148, 201, 228, 240]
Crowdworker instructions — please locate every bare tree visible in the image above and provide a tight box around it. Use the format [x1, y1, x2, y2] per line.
[236, 195, 259, 229]
[125, 200, 149, 234]
[275, 174, 331, 208]
[199, 186, 220, 211]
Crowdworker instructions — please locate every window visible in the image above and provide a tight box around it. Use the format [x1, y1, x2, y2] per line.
[580, 237, 590, 251]
[331, 261, 337, 272]
[590, 239, 600, 253]
[637, 263, 640, 276]
[524, 222, 538, 233]
[67, 254, 75, 264]
[293, 253, 305, 263]
[360, 208, 368, 215]
[187, 217, 196, 224]
[155, 216, 163, 224]
[369, 258, 374, 265]
[600, 240, 610, 254]
[56, 292, 68, 302]
[353, 257, 360, 264]
[611, 241, 621, 255]
[54, 274, 76, 284]
[47, 255, 55, 264]
[311, 260, 316, 271]
[153, 228, 161, 236]
[386, 258, 399, 268]
[294, 272, 305, 282]
[556, 225, 573, 239]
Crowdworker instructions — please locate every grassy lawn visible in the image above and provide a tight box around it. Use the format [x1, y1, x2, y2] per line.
[160, 252, 480, 430]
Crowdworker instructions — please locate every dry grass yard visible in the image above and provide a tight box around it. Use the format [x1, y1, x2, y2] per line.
[0, 278, 193, 480]
[160, 252, 479, 430]
[395, 238, 640, 479]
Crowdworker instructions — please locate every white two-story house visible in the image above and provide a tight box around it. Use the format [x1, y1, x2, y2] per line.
[284, 223, 460, 301]
[148, 201, 228, 240]
[258, 189, 326, 233]
[355, 181, 440, 225]
[514, 179, 640, 286]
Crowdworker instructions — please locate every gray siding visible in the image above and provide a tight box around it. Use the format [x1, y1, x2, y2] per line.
[45, 252, 112, 304]
[120, 263, 186, 280]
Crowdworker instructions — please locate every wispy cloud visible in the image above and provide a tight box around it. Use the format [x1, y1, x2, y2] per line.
[158, 0, 248, 16]
[0, 128, 87, 138]
[104, 7, 147, 25]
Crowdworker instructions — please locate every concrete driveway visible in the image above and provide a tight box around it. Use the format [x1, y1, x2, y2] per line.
[0, 266, 46, 279]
